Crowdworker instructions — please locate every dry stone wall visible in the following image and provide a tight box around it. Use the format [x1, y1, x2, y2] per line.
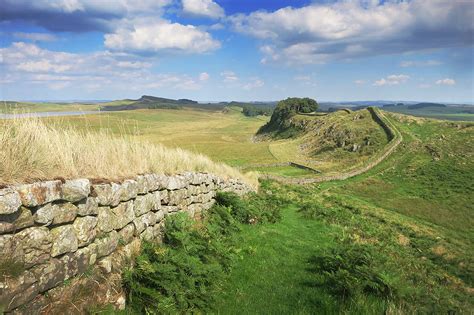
[0, 172, 252, 313]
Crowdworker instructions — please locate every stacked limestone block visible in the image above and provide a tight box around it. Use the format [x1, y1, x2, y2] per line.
[0, 172, 252, 313]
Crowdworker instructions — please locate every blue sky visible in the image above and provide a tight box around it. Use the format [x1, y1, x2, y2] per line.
[0, 0, 473, 102]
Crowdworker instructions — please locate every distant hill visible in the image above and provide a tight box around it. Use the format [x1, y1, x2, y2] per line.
[99, 95, 218, 111]
[407, 102, 446, 109]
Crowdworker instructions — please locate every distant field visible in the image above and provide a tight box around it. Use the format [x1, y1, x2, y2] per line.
[36, 107, 276, 167]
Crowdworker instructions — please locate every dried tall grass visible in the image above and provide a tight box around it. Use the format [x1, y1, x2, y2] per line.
[0, 118, 258, 188]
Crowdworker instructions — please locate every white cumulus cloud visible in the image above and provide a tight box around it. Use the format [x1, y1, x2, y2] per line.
[104, 20, 221, 54]
[231, 0, 474, 64]
[182, 0, 224, 19]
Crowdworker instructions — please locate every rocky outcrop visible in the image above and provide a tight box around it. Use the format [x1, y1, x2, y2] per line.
[0, 172, 252, 313]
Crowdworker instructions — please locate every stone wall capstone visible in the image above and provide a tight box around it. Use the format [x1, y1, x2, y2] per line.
[0, 172, 252, 313]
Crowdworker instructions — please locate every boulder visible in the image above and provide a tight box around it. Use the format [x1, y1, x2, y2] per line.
[61, 179, 90, 202]
[0, 188, 21, 215]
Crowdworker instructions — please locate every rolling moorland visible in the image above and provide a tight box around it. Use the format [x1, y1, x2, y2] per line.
[0, 98, 473, 313]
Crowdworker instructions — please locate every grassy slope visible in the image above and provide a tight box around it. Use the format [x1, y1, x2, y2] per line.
[266, 109, 390, 173]
[214, 115, 473, 313]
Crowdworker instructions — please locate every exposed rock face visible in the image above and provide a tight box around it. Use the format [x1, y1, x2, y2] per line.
[0, 172, 253, 313]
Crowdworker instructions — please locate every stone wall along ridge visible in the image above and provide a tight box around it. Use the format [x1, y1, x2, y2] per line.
[0, 172, 252, 313]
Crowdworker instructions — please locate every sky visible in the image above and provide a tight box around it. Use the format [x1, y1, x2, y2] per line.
[0, 0, 473, 103]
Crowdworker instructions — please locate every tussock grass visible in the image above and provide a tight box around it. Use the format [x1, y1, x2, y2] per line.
[0, 118, 258, 188]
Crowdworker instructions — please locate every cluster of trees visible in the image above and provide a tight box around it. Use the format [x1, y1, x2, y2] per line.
[241, 104, 274, 117]
[257, 97, 318, 138]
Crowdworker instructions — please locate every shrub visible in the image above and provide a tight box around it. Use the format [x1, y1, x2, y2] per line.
[124, 211, 238, 314]
[215, 191, 284, 224]
[308, 243, 395, 300]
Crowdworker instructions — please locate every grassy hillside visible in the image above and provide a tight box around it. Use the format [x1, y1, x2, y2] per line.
[214, 115, 474, 313]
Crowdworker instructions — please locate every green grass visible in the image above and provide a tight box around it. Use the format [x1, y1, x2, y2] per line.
[213, 178, 473, 313]
[213, 205, 343, 314]
[248, 165, 315, 177]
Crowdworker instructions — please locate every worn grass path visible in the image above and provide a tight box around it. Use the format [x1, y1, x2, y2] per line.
[213, 206, 343, 314]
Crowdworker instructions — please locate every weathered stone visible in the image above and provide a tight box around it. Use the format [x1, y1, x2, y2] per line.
[112, 201, 135, 230]
[166, 176, 186, 190]
[76, 197, 99, 216]
[97, 206, 115, 233]
[50, 225, 78, 257]
[14, 227, 52, 267]
[118, 223, 135, 244]
[74, 244, 98, 272]
[134, 194, 153, 216]
[0, 270, 39, 312]
[33, 202, 77, 226]
[16, 180, 62, 207]
[95, 231, 119, 258]
[120, 180, 138, 201]
[33, 203, 56, 225]
[60, 253, 79, 280]
[202, 200, 216, 211]
[61, 179, 90, 202]
[160, 190, 169, 204]
[51, 202, 78, 225]
[0, 188, 21, 215]
[92, 183, 111, 205]
[133, 212, 157, 234]
[73, 216, 98, 247]
[145, 174, 162, 191]
[92, 183, 121, 206]
[151, 191, 161, 210]
[0, 206, 34, 234]
[97, 256, 113, 273]
[187, 185, 199, 196]
[140, 226, 155, 242]
[155, 210, 165, 223]
[168, 189, 188, 206]
[136, 175, 149, 194]
[33, 258, 66, 293]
